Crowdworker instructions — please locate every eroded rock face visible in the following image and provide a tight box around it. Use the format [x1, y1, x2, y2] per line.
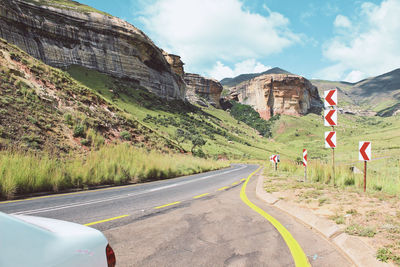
[0, 0, 185, 99]
[162, 51, 184, 78]
[184, 73, 223, 108]
[230, 74, 323, 119]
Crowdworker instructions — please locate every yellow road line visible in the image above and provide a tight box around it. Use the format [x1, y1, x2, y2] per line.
[154, 201, 181, 209]
[0, 184, 139, 205]
[218, 186, 229, 191]
[240, 167, 310, 267]
[84, 214, 130, 226]
[193, 193, 210, 199]
[232, 182, 238, 186]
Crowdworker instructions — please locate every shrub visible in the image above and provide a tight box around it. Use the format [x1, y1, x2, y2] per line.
[73, 124, 85, 138]
[120, 131, 131, 141]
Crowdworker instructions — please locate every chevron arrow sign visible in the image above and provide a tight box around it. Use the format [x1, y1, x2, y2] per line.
[359, 141, 371, 161]
[325, 131, 336, 148]
[324, 109, 337, 126]
[324, 89, 337, 107]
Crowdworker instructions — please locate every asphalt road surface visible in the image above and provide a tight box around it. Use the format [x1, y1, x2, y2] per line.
[0, 164, 352, 266]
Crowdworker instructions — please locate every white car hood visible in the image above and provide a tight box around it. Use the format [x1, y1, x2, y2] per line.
[0, 212, 108, 267]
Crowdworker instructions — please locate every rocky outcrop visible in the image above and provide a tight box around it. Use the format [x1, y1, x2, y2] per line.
[230, 74, 323, 119]
[184, 73, 223, 108]
[0, 0, 185, 99]
[162, 51, 184, 78]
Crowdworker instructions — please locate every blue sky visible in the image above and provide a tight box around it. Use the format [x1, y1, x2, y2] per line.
[78, 0, 400, 82]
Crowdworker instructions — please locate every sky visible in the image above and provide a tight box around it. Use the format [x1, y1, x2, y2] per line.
[77, 0, 400, 82]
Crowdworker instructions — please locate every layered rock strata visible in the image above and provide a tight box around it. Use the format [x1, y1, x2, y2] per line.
[230, 74, 323, 119]
[0, 0, 185, 99]
[184, 73, 223, 108]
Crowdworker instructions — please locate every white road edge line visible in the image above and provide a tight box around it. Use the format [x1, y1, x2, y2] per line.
[12, 165, 248, 215]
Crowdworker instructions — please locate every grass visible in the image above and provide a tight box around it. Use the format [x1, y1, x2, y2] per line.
[345, 224, 376, 237]
[67, 65, 275, 160]
[0, 144, 229, 199]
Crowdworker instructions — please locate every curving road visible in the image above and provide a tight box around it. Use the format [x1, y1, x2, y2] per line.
[0, 164, 352, 266]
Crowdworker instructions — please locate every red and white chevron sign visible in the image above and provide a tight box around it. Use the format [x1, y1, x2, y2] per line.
[324, 89, 337, 107]
[271, 155, 277, 163]
[324, 109, 337, 126]
[359, 141, 371, 161]
[303, 149, 307, 166]
[325, 131, 336, 148]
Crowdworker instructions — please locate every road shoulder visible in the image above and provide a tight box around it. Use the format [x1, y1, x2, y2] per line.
[256, 173, 393, 267]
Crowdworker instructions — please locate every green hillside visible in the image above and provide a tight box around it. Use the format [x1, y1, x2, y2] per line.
[66, 65, 277, 160]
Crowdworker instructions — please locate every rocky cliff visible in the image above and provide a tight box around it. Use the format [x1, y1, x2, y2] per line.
[184, 73, 223, 108]
[229, 74, 323, 119]
[0, 0, 185, 99]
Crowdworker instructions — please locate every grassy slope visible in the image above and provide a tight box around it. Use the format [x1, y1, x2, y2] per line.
[0, 38, 177, 154]
[270, 113, 400, 194]
[67, 65, 274, 160]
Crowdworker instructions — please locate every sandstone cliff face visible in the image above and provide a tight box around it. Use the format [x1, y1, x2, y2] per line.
[162, 51, 184, 78]
[230, 74, 322, 119]
[0, 0, 185, 99]
[184, 73, 223, 108]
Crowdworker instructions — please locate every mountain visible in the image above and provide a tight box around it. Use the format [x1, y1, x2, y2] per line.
[311, 68, 400, 116]
[226, 73, 323, 120]
[0, 0, 185, 100]
[350, 68, 400, 116]
[220, 67, 292, 87]
[0, 38, 177, 153]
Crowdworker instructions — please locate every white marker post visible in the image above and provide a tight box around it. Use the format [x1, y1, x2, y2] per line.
[359, 141, 371, 192]
[303, 149, 307, 182]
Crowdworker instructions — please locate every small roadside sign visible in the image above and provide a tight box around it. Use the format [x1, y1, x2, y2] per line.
[359, 141, 371, 161]
[324, 89, 338, 107]
[324, 109, 337, 126]
[303, 149, 307, 167]
[325, 131, 336, 148]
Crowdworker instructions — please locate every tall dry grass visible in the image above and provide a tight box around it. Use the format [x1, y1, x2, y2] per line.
[266, 157, 400, 195]
[0, 144, 229, 199]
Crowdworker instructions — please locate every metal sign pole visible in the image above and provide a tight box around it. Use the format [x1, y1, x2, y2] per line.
[332, 125, 335, 186]
[364, 161, 367, 192]
[304, 165, 307, 183]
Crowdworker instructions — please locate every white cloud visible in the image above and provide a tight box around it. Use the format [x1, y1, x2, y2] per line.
[334, 15, 351, 28]
[208, 59, 271, 80]
[137, 0, 299, 75]
[317, 0, 400, 81]
[344, 70, 366, 83]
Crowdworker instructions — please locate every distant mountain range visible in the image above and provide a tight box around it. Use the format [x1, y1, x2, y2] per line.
[220, 67, 291, 87]
[311, 68, 400, 116]
[221, 66, 400, 117]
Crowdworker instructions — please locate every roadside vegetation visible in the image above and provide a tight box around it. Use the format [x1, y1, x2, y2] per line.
[263, 165, 400, 266]
[0, 144, 229, 200]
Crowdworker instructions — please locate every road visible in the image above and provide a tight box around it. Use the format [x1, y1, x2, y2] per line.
[0, 164, 351, 266]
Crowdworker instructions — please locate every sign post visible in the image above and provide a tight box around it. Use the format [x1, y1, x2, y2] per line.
[303, 149, 307, 182]
[324, 89, 338, 186]
[359, 141, 371, 192]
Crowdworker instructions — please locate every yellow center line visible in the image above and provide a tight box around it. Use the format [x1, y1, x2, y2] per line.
[0, 184, 139, 204]
[232, 182, 238, 186]
[193, 193, 210, 199]
[240, 167, 310, 267]
[154, 201, 181, 209]
[218, 186, 229, 191]
[84, 214, 130, 226]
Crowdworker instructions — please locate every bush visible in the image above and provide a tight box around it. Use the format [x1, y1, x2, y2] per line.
[120, 131, 131, 141]
[229, 101, 278, 137]
[73, 124, 85, 137]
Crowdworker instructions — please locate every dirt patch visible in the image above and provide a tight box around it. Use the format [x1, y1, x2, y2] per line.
[263, 172, 400, 266]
